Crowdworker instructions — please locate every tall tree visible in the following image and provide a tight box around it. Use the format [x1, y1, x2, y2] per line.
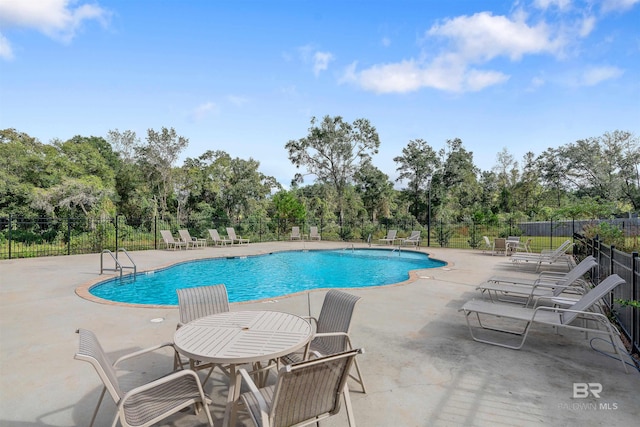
[438, 138, 480, 221]
[136, 127, 188, 218]
[393, 139, 439, 223]
[354, 161, 394, 221]
[285, 115, 380, 223]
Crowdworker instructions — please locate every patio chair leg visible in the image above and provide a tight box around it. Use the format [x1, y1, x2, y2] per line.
[89, 387, 107, 427]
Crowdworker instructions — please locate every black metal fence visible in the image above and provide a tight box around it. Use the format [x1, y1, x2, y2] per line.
[575, 233, 640, 356]
[0, 214, 596, 259]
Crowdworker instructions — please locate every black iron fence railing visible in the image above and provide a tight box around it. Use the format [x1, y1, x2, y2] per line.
[574, 233, 639, 357]
[1, 215, 598, 259]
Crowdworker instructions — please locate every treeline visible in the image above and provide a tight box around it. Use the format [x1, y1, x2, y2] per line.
[1, 118, 638, 230]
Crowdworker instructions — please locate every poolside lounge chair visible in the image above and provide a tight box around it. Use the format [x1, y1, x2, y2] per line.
[231, 349, 364, 427]
[280, 289, 366, 394]
[160, 230, 186, 250]
[476, 256, 597, 306]
[460, 274, 630, 373]
[175, 285, 231, 382]
[378, 230, 398, 245]
[309, 226, 321, 240]
[510, 240, 574, 271]
[515, 238, 532, 253]
[226, 227, 249, 245]
[401, 231, 421, 246]
[208, 228, 231, 246]
[178, 229, 206, 249]
[74, 329, 214, 427]
[290, 226, 302, 240]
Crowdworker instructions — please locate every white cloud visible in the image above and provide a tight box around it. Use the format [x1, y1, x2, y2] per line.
[343, 12, 560, 94]
[0, 32, 13, 60]
[533, 0, 572, 11]
[578, 15, 597, 37]
[0, 0, 110, 44]
[381, 37, 391, 47]
[189, 102, 219, 122]
[313, 51, 334, 76]
[580, 66, 624, 85]
[427, 12, 563, 61]
[601, 0, 640, 12]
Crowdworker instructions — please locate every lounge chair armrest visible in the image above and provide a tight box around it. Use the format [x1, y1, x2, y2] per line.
[114, 342, 177, 367]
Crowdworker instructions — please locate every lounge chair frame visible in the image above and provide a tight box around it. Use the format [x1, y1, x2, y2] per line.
[460, 274, 629, 373]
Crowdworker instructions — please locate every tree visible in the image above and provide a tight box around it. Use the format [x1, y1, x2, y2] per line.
[438, 138, 480, 221]
[135, 127, 188, 218]
[393, 139, 439, 223]
[354, 161, 394, 221]
[285, 115, 380, 223]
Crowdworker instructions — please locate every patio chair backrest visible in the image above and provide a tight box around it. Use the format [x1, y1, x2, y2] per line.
[74, 329, 123, 402]
[313, 290, 361, 355]
[177, 284, 230, 325]
[270, 349, 362, 427]
[407, 231, 420, 240]
[309, 226, 320, 239]
[386, 230, 397, 239]
[563, 274, 625, 324]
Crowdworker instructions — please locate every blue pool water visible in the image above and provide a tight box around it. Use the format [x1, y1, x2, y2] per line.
[90, 249, 445, 305]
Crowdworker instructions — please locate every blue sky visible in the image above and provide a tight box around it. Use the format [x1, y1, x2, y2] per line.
[1, 0, 638, 187]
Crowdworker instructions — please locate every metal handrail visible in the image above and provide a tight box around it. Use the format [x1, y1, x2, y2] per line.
[100, 248, 136, 278]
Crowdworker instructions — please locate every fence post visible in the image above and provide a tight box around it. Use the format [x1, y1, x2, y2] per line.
[549, 218, 553, 250]
[67, 217, 71, 255]
[632, 252, 639, 355]
[115, 215, 119, 252]
[154, 216, 158, 250]
[8, 214, 12, 260]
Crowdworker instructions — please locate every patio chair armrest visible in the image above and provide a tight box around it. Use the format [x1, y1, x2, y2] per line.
[113, 342, 177, 367]
[234, 367, 270, 423]
[533, 306, 618, 330]
[120, 368, 208, 407]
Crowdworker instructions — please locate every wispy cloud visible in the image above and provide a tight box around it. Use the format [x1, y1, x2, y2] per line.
[313, 51, 334, 76]
[227, 95, 249, 107]
[601, 0, 640, 12]
[0, 33, 13, 60]
[580, 66, 624, 85]
[298, 44, 334, 76]
[0, 0, 110, 60]
[189, 102, 219, 122]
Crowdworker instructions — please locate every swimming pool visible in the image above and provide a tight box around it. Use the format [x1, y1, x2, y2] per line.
[89, 248, 445, 305]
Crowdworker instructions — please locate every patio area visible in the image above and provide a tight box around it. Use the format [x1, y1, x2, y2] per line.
[1, 241, 638, 426]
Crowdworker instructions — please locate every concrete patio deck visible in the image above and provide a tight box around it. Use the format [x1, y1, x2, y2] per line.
[1, 242, 638, 426]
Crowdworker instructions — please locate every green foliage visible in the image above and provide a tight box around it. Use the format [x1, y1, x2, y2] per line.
[615, 299, 640, 309]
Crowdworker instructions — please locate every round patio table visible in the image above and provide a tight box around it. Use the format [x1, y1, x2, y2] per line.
[174, 310, 313, 426]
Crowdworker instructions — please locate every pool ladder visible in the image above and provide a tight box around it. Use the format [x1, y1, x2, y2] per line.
[100, 248, 137, 278]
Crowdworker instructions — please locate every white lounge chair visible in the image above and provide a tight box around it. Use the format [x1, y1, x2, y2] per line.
[309, 226, 321, 240]
[208, 228, 231, 246]
[160, 230, 186, 250]
[476, 256, 598, 306]
[74, 329, 214, 427]
[379, 230, 398, 245]
[178, 229, 206, 249]
[510, 239, 574, 271]
[401, 231, 421, 246]
[226, 227, 249, 245]
[290, 226, 302, 240]
[460, 274, 630, 373]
